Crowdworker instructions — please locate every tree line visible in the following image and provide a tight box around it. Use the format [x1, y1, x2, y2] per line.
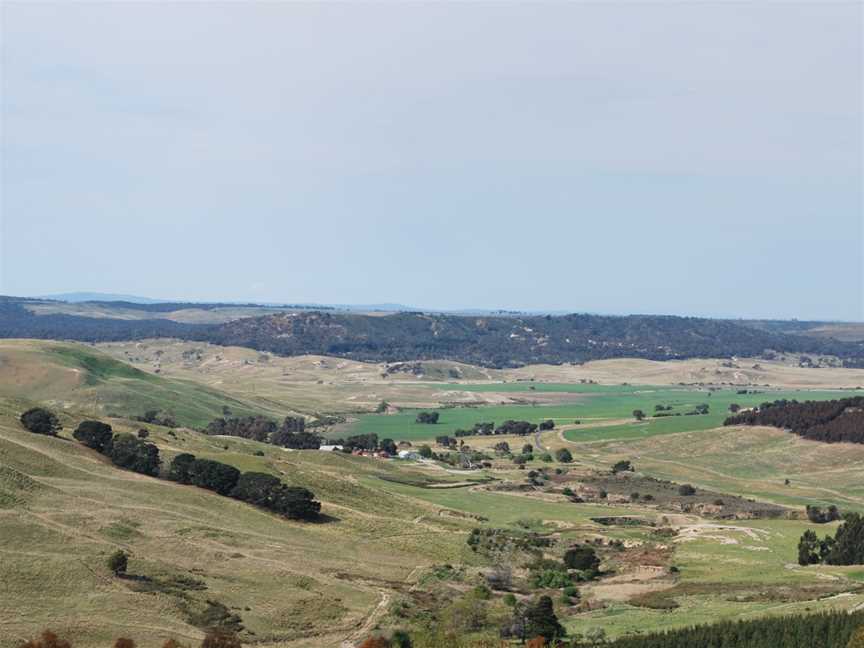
[19, 408, 320, 521]
[205, 414, 321, 449]
[798, 513, 864, 566]
[724, 397, 864, 444]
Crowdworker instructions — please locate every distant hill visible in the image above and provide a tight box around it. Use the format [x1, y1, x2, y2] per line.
[2, 296, 863, 368]
[37, 292, 170, 304]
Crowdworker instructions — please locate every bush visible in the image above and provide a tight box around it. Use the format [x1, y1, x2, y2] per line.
[107, 550, 128, 576]
[73, 420, 114, 453]
[678, 484, 696, 496]
[20, 408, 62, 436]
[415, 412, 439, 424]
[418, 445, 433, 459]
[564, 545, 600, 572]
[531, 569, 572, 589]
[554, 448, 573, 463]
[136, 428, 149, 439]
[612, 460, 633, 473]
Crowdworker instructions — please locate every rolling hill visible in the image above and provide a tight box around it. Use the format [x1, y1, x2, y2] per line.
[2, 297, 863, 368]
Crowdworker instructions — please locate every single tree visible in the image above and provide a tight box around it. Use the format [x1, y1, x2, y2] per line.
[524, 595, 564, 641]
[554, 448, 573, 463]
[73, 420, 114, 453]
[20, 408, 62, 436]
[107, 549, 128, 576]
[632, 409, 645, 421]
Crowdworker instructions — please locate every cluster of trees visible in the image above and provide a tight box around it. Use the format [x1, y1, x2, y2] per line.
[205, 415, 321, 449]
[168, 452, 320, 519]
[73, 420, 161, 476]
[18, 629, 242, 648]
[496, 420, 539, 436]
[798, 513, 864, 566]
[454, 422, 495, 437]
[725, 397, 864, 444]
[134, 409, 177, 428]
[806, 505, 841, 524]
[603, 610, 864, 648]
[20, 408, 321, 522]
[415, 412, 439, 424]
[451, 419, 555, 439]
[20, 408, 62, 436]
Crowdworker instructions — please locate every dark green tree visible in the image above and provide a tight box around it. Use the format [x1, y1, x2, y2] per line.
[555, 448, 573, 463]
[108, 433, 160, 476]
[167, 453, 197, 484]
[107, 550, 128, 576]
[20, 408, 62, 436]
[798, 529, 821, 565]
[189, 458, 240, 495]
[73, 420, 114, 453]
[525, 595, 564, 641]
[564, 545, 600, 572]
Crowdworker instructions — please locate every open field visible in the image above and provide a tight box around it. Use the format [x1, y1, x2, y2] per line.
[347, 386, 856, 443]
[4, 339, 864, 646]
[0, 340, 299, 428]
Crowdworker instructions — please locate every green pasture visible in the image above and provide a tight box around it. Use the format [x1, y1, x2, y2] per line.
[346, 387, 853, 444]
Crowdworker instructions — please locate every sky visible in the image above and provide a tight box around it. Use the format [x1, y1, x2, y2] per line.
[1, 2, 861, 320]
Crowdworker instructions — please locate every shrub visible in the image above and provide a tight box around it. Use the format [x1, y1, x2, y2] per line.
[73, 420, 114, 453]
[612, 460, 633, 473]
[678, 484, 696, 496]
[532, 569, 572, 589]
[114, 640, 135, 648]
[107, 550, 128, 576]
[554, 448, 573, 463]
[415, 412, 439, 424]
[418, 445, 433, 458]
[137, 428, 149, 439]
[563, 545, 600, 572]
[20, 408, 62, 436]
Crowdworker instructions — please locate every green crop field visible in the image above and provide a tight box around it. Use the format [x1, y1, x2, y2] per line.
[345, 387, 855, 444]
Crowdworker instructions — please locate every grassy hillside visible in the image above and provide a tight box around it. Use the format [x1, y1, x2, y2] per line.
[4, 345, 864, 647]
[0, 340, 297, 428]
[0, 400, 478, 648]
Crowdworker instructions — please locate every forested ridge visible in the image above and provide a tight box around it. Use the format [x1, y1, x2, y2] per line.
[724, 396, 864, 444]
[2, 297, 863, 368]
[603, 610, 864, 648]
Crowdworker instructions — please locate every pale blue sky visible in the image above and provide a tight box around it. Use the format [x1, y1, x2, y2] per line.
[1, 2, 861, 319]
